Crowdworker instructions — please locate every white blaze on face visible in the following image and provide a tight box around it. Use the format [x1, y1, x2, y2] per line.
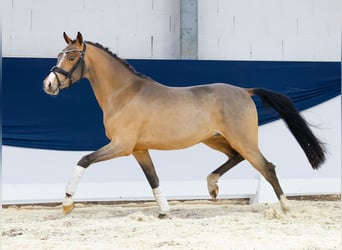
[44, 53, 66, 90]
[43, 72, 58, 95]
[47, 72, 56, 85]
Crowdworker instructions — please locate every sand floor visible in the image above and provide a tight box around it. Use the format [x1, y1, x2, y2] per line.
[2, 199, 341, 250]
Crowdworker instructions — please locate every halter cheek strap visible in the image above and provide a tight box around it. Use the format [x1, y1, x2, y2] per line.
[50, 42, 87, 88]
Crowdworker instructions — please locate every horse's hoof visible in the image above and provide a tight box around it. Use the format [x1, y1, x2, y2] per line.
[281, 204, 290, 214]
[63, 204, 74, 215]
[207, 174, 220, 200]
[282, 206, 290, 214]
[280, 195, 290, 214]
[209, 188, 219, 200]
[158, 213, 171, 219]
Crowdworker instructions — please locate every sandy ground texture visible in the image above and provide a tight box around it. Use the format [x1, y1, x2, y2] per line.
[2, 199, 341, 250]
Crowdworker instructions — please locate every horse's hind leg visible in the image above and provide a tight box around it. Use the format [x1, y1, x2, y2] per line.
[241, 149, 289, 212]
[204, 137, 244, 200]
[207, 155, 244, 200]
[133, 150, 170, 218]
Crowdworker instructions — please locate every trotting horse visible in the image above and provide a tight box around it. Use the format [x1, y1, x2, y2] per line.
[43, 32, 325, 217]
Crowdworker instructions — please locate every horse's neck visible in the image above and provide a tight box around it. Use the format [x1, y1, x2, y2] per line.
[84, 46, 138, 110]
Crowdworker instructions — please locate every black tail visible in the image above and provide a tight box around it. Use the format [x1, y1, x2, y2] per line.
[252, 88, 326, 169]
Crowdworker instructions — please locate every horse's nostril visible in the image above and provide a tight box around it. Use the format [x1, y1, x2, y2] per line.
[48, 82, 52, 88]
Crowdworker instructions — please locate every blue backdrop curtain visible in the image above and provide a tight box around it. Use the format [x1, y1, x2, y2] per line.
[3, 58, 341, 151]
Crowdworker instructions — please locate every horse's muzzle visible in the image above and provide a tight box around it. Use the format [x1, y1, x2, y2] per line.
[43, 73, 60, 95]
[44, 85, 60, 96]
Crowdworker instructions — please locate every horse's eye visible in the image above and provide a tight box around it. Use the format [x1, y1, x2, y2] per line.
[69, 56, 75, 61]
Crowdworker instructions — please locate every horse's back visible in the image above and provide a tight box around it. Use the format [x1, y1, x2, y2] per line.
[132, 81, 258, 150]
[139, 81, 257, 128]
[198, 83, 257, 117]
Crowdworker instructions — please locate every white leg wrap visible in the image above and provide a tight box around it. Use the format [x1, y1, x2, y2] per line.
[65, 165, 86, 196]
[152, 187, 170, 214]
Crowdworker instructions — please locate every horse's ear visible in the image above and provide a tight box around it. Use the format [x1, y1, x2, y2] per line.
[63, 32, 72, 44]
[76, 32, 83, 45]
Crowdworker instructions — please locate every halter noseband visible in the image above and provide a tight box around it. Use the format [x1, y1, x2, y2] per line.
[50, 43, 87, 88]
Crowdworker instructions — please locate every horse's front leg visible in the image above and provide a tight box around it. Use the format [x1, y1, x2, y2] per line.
[133, 150, 170, 218]
[63, 141, 132, 215]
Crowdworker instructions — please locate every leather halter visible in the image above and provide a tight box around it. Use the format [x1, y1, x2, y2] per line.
[50, 43, 87, 88]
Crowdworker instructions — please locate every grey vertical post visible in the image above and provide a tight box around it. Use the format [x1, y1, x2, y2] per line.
[180, 0, 198, 59]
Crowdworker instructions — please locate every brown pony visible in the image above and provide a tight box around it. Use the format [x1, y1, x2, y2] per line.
[43, 32, 325, 217]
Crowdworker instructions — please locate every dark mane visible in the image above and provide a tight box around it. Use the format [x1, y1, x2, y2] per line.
[85, 41, 152, 80]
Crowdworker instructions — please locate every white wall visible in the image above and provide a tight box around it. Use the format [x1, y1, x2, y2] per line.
[2, 0, 341, 60]
[198, 0, 341, 61]
[2, 0, 181, 58]
[3, 96, 340, 204]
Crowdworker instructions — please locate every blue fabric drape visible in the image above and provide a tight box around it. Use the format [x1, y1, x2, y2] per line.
[3, 58, 340, 150]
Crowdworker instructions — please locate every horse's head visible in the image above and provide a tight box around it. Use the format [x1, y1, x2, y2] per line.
[43, 32, 86, 95]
